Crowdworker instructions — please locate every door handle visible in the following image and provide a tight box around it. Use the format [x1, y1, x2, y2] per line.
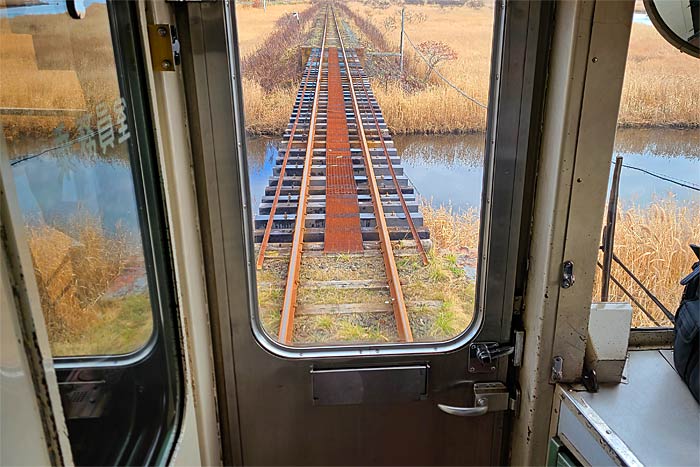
[438, 397, 489, 416]
[437, 382, 510, 417]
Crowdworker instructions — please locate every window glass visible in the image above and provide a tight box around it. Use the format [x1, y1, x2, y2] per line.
[237, 1, 494, 346]
[1, 1, 154, 355]
[593, 2, 700, 328]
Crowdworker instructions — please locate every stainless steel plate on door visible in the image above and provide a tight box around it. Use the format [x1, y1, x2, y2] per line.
[311, 365, 429, 406]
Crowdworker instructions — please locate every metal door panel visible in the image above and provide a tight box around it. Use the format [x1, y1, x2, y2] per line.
[172, 0, 553, 464]
[232, 353, 503, 465]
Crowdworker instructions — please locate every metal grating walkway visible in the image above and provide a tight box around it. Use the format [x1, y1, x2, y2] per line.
[323, 47, 364, 253]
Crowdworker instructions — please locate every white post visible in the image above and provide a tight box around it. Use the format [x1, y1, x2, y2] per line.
[399, 7, 405, 75]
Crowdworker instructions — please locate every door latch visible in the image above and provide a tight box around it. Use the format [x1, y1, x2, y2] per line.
[561, 260, 575, 288]
[438, 382, 518, 417]
[468, 342, 515, 373]
[147, 24, 181, 72]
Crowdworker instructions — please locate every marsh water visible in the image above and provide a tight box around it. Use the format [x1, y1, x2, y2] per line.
[8, 128, 699, 233]
[246, 128, 700, 213]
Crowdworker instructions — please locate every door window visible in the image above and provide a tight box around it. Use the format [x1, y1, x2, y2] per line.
[236, 1, 495, 346]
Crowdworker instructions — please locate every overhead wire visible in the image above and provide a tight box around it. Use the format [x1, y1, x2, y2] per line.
[9, 128, 108, 166]
[618, 162, 700, 192]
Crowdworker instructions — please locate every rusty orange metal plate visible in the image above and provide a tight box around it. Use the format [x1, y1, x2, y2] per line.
[324, 47, 363, 253]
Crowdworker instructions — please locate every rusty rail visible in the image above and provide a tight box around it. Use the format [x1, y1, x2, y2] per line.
[331, 7, 413, 342]
[257, 45, 320, 269]
[354, 68, 428, 266]
[278, 11, 329, 344]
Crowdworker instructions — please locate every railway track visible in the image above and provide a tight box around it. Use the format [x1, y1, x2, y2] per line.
[256, 6, 428, 345]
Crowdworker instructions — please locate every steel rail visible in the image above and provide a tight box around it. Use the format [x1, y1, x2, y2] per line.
[278, 10, 329, 344]
[257, 48, 319, 269]
[354, 69, 428, 265]
[332, 7, 413, 342]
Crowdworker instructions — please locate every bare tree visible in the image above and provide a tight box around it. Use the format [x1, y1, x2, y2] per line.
[416, 40, 458, 81]
[383, 16, 397, 32]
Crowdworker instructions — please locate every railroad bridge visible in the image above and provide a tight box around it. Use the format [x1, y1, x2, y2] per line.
[254, 6, 430, 344]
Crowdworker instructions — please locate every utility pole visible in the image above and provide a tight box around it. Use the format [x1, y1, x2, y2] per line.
[399, 7, 405, 75]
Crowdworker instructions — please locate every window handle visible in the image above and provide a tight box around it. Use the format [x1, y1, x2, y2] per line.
[437, 397, 489, 417]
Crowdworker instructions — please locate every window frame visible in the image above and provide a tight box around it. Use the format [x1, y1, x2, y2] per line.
[37, 1, 183, 372]
[217, 0, 553, 357]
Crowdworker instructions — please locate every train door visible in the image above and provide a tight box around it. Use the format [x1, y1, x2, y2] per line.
[171, 1, 552, 464]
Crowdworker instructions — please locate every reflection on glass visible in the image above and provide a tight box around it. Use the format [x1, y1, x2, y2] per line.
[593, 7, 700, 328]
[237, 1, 493, 346]
[1, 2, 153, 356]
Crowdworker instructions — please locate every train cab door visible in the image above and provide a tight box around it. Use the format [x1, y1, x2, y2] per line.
[168, 1, 553, 465]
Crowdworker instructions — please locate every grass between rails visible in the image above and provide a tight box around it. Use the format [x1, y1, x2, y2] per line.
[254, 196, 700, 341]
[21, 193, 697, 350]
[254, 203, 480, 345]
[255, 247, 477, 344]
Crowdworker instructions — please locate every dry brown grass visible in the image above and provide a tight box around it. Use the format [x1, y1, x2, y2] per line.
[26, 216, 151, 355]
[3, 1, 695, 137]
[619, 22, 700, 127]
[592, 197, 700, 327]
[242, 77, 298, 134]
[0, 3, 120, 140]
[236, 2, 316, 134]
[256, 196, 697, 343]
[420, 202, 480, 254]
[235, 2, 312, 58]
[358, 2, 493, 134]
[238, 1, 698, 134]
[422, 197, 699, 330]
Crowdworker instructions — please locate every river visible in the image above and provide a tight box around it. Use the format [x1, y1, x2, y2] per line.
[246, 128, 700, 213]
[8, 128, 698, 235]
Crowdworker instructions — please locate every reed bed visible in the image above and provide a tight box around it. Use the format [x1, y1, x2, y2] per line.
[238, 3, 320, 134]
[618, 22, 700, 128]
[235, 2, 313, 58]
[238, 1, 698, 135]
[420, 202, 480, 254]
[3, 1, 697, 138]
[241, 3, 320, 91]
[0, 3, 120, 140]
[593, 198, 700, 327]
[242, 78, 297, 135]
[422, 196, 700, 329]
[348, 1, 493, 134]
[26, 216, 151, 355]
